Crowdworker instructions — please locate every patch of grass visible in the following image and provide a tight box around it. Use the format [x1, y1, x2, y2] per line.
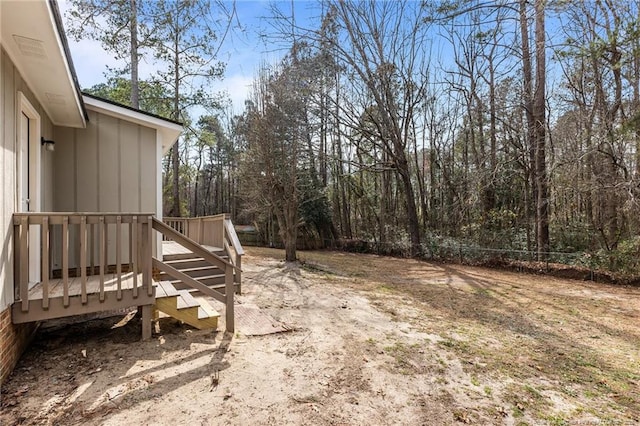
[504, 383, 551, 420]
[523, 384, 542, 400]
[545, 414, 568, 426]
[512, 405, 525, 418]
[437, 338, 474, 357]
[483, 386, 492, 396]
[383, 342, 430, 375]
[377, 284, 394, 293]
[470, 375, 480, 386]
[474, 288, 491, 297]
[299, 261, 339, 277]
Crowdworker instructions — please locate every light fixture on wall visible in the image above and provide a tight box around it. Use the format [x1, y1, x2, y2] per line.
[41, 137, 55, 152]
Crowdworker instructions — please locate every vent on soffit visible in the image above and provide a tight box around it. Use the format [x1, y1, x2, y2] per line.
[13, 35, 48, 60]
[46, 93, 67, 105]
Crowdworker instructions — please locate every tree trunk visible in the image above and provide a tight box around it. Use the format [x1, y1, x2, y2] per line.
[395, 151, 421, 256]
[130, 0, 139, 109]
[534, 0, 549, 259]
[170, 7, 181, 217]
[520, 0, 537, 256]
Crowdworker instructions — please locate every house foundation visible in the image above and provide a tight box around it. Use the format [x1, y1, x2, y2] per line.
[0, 307, 37, 384]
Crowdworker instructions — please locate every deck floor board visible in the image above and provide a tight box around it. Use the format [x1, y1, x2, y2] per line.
[27, 273, 141, 300]
[162, 241, 222, 257]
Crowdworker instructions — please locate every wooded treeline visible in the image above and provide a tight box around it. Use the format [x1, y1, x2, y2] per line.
[233, 0, 640, 268]
[67, 0, 640, 271]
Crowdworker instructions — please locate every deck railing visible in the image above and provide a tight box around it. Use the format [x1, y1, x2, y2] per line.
[152, 218, 236, 332]
[223, 217, 244, 290]
[13, 213, 154, 314]
[163, 214, 226, 246]
[164, 214, 243, 292]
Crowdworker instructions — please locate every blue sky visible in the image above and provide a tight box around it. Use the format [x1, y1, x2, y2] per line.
[59, 0, 319, 115]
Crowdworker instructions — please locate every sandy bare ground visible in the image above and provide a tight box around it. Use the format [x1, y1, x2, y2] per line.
[1, 247, 639, 425]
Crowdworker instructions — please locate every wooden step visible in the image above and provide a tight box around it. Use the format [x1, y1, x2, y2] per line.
[169, 273, 226, 289]
[153, 281, 219, 330]
[162, 250, 227, 262]
[155, 280, 180, 298]
[159, 265, 223, 280]
[163, 256, 229, 270]
[182, 282, 241, 296]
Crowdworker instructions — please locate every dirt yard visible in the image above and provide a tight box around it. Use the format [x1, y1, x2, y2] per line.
[1, 247, 639, 425]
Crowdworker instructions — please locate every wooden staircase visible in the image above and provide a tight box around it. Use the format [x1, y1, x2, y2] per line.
[153, 281, 219, 330]
[159, 246, 241, 296]
[152, 244, 241, 330]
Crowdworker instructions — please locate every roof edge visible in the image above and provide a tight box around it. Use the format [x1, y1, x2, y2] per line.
[82, 92, 183, 126]
[48, 0, 88, 122]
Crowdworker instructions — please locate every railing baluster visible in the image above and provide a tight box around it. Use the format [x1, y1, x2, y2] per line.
[19, 216, 29, 312]
[128, 221, 133, 281]
[116, 215, 122, 300]
[142, 216, 153, 297]
[80, 215, 87, 304]
[90, 222, 95, 276]
[41, 216, 50, 309]
[132, 216, 138, 297]
[62, 217, 69, 307]
[99, 216, 105, 302]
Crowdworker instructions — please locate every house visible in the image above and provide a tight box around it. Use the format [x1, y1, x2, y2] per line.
[0, 0, 242, 384]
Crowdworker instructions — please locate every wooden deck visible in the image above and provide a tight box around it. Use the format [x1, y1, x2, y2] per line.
[12, 214, 241, 336]
[13, 272, 155, 324]
[162, 240, 223, 258]
[27, 272, 143, 300]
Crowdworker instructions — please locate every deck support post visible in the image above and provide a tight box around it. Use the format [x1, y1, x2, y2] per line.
[141, 304, 152, 340]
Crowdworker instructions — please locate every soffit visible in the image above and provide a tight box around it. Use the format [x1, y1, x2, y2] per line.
[1, 1, 85, 128]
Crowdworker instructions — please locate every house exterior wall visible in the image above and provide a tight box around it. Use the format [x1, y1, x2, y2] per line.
[53, 109, 158, 266]
[0, 48, 54, 384]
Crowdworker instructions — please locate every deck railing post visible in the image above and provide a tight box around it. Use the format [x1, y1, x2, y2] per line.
[41, 216, 50, 309]
[62, 216, 69, 307]
[116, 215, 122, 300]
[80, 215, 87, 304]
[98, 216, 106, 302]
[225, 265, 234, 332]
[17, 216, 29, 312]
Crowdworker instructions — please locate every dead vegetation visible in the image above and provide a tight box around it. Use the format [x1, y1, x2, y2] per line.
[1, 247, 639, 425]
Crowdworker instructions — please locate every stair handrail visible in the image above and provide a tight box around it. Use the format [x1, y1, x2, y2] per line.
[224, 218, 244, 257]
[152, 218, 239, 271]
[152, 217, 236, 331]
[223, 218, 244, 290]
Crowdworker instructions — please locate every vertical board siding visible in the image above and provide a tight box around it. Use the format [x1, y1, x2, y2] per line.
[140, 126, 156, 212]
[0, 49, 12, 311]
[98, 113, 119, 212]
[120, 121, 139, 211]
[0, 49, 53, 310]
[77, 110, 99, 211]
[53, 109, 157, 268]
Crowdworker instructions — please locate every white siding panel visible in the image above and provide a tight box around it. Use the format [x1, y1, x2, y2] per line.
[76, 111, 99, 212]
[52, 110, 159, 267]
[98, 114, 120, 212]
[53, 126, 76, 211]
[0, 49, 53, 310]
[0, 49, 14, 310]
[140, 126, 156, 213]
[120, 121, 139, 211]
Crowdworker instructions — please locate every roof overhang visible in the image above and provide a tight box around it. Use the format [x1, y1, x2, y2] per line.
[1, 0, 86, 128]
[83, 95, 182, 154]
